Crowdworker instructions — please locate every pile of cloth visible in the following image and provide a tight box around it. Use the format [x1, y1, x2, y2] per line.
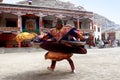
[16, 32, 37, 42]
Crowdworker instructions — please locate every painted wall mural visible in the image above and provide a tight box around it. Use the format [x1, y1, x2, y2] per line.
[26, 19, 36, 31]
[22, 17, 40, 34]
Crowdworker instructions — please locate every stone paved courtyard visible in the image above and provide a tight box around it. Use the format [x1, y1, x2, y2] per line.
[0, 47, 120, 80]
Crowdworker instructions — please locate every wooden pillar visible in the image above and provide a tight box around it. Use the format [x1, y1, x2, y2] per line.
[38, 13, 47, 34]
[39, 16, 43, 28]
[17, 13, 22, 48]
[77, 16, 80, 30]
[18, 14, 22, 32]
[39, 16, 43, 34]
[92, 21, 94, 30]
[18, 42, 21, 48]
[90, 21, 93, 30]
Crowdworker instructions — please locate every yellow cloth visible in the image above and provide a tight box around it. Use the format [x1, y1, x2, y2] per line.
[16, 32, 37, 42]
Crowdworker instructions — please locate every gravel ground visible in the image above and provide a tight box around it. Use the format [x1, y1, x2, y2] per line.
[0, 47, 120, 80]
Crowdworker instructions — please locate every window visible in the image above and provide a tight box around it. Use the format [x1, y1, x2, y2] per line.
[43, 20, 53, 28]
[6, 19, 17, 27]
[74, 21, 81, 28]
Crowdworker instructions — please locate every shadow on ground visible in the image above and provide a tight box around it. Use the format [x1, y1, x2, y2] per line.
[2, 70, 75, 80]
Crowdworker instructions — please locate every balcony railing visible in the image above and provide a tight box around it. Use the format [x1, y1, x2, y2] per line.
[80, 29, 94, 33]
[0, 27, 20, 32]
[40, 28, 94, 33]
